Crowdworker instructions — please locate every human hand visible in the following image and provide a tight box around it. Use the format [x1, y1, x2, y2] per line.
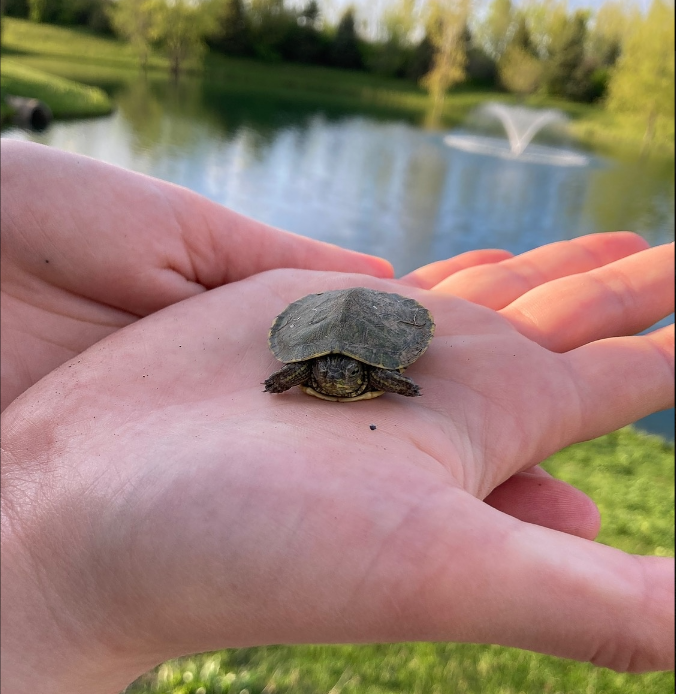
[1, 140, 643, 548]
[399, 231, 659, 539]
[0, 140, 649, 542]
[2, 241, 672, 693]
[1, 140, 395, 411]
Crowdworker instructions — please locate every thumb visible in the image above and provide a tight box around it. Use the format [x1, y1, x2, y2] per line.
[435, 499, 674, 672]
[194, 198, 394, 287]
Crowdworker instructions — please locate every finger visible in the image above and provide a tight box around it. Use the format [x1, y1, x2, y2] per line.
[398, 249, 512, 288]
[190, 203, 394, 288]
[459, 502, 674, 671]
[430, 233, 649, 309]
[502, 243, 674, 352]
[564, 325, 674, 443]
[483, 469, 601, 540]
[1, 141, 393, 316]
[368, 491, 672, 671]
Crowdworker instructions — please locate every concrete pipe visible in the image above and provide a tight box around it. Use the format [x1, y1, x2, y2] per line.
[5, 96, 53, 131]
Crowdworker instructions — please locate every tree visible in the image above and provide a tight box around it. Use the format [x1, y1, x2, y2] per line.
[588, 0, 639, 68]
[498, 12, 543, 95]
[329, 6, 362, 70]
[543, 10, 588, 97]
[606, 0, 675, 151]
[405, 32, 435, 81]
[278, 0, 329, 65]
[499, 49, 543, 96]
[155, 0, 219, 78]
[521, 0, 568, 59]
[208, 0, 252, 57]
[366, 0, 417, 76]
[421, 0, 470, 119]
[299, 0, 319, 26]
[480, 0, 514, 59]
[2, 0, 29, 18]
[108, 0, 163, 70]
[247, 0, 292, 61]
[28, 0, 45, 22]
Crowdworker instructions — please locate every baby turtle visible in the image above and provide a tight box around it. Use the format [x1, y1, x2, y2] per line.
[264, 287, 435, 402]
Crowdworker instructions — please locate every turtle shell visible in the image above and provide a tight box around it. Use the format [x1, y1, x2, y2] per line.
[268, 288, 435, 370]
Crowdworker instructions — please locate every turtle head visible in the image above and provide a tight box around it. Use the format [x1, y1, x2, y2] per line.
[312, 355, 366, 397]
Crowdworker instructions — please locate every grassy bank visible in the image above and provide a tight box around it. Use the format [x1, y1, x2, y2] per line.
[2, 18, 672, 156]
[0, 57, 112, 121]
[125, 427, 673, 694]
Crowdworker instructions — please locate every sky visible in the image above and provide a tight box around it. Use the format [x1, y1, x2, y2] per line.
[319, 0, 652, 35]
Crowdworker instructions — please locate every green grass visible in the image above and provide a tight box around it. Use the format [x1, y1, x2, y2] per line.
[1, 17, 167, 69]
[2, 18, 673, 156]
[125, 427, 674, 694]
[0, 56, 112, 120]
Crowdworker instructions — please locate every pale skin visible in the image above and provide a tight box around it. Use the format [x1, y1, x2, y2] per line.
[1, 140, 674, 694]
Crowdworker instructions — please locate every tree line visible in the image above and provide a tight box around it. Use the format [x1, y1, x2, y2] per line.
[2, 0, 673, 143]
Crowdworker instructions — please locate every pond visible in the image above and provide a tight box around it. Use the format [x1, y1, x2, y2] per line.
[2, 75, 674, 440]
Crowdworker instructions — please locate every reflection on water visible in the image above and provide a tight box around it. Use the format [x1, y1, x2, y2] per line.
[2, 76, 674, 439]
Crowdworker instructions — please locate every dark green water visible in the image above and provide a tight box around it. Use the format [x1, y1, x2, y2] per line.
[2, 76, 673, 439]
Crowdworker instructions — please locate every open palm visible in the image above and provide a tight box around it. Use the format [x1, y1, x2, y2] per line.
[3, 244, 672, 692]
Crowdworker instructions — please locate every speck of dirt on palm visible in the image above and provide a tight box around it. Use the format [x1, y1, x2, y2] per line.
[370, 424, 377, 431]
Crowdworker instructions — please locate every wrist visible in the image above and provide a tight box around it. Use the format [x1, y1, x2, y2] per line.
[1, 449, 156, 693]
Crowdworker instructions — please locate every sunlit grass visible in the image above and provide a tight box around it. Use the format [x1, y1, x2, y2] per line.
[0, 57, 112, 119]
[1, 17, 166, 69]
[126, 427, 674, 694]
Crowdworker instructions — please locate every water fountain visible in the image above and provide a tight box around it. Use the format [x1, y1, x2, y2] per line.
[444, 102, 589, 167]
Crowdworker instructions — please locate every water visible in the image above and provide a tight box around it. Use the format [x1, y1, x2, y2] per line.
[2, 76, 673, 440]
[465, 102, 572, 158]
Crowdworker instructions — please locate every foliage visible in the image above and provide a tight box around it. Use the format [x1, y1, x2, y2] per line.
[543, 10, 588, 97]
[4, 0, 676, 108]
[497, 12, 543, 96]
[155, 0, 219, 77]
[3, 16, 672, 156]
[1, 0, 29, 18]
[499, 46, 543, 96]
[328, 6, 362, 70]
[404, 34, 435, 82]
[246, 0, 291, 61]
[207, 0, 252, 57]
[364, 0, 417, 77]
[587, 0, 639, 68]
[479, 0, 514, 59]
[277, 1, 330, 66]
[106, 0, 220, 77]
[107, 0, 163, 69]
[606, 0, 675, 151]
[421, 0, 470, 116]
[28, 0, 45, 22]
[5, 0, 112, 31]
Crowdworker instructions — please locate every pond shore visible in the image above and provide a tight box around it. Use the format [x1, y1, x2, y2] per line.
[1, 18, 673, 158]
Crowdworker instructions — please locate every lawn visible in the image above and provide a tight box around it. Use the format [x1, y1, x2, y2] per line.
[1, 57, 112, 119]
[125, 428, 674, 694]
[1, 18, 672, 156]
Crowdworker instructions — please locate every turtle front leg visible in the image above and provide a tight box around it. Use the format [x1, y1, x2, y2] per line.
[369, 367, 421, 397]
[264, 361, 311, 393]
